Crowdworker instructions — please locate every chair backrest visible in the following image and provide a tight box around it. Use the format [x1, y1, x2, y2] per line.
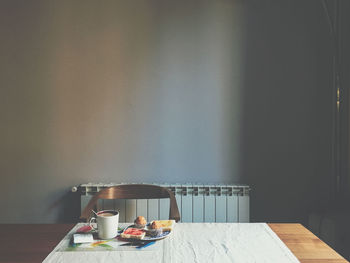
[80, 184, 180, 222]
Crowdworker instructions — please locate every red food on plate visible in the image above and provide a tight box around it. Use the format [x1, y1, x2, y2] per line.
[124, 228, 144, 235]
[76, 225, 92, 233]
[121, 228, 146, 239]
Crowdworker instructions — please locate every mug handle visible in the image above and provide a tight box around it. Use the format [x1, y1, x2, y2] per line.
[89, 217, 97, 230]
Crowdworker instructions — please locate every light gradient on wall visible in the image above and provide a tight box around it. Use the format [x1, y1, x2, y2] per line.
[0, 0, 243, 223]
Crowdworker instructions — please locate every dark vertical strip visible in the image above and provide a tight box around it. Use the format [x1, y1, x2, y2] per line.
[226, 187, 228, 223]
[135, 200, 138, 217]
[203, 191, 205, 222]
[214, 189, 216, 223]
[192, 190, 194, 223]
[124, 200, 126, 222]
[158, 199, 160, 220]
[147, 199, 149, 222]
[237, 194, 240, 223]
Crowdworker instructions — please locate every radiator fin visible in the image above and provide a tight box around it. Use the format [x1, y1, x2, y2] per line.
[147, 199, 159, 222]
[125, 199, 136, 223]
[181, 185, 193, 223]
[159, 198, 170, 220]
[238, 195, 250, 223]
[204, 186, 215, 222]
[114, 199, 126, 222]
[215, 186, 227, 223]
[227, 195, 239, 222]
[192, 185, 204, 222]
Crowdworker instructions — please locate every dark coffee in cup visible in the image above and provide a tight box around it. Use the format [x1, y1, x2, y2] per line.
[98, 212, 115, 217]
[97, 210, 118, 217]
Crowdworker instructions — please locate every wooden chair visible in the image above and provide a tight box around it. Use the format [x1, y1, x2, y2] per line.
[80, 184, 180, 222]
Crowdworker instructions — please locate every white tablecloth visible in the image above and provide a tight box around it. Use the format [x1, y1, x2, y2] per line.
[44, 223, 300, 263]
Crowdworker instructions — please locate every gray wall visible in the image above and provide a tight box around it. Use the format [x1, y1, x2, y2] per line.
[0, 0, 338, 223]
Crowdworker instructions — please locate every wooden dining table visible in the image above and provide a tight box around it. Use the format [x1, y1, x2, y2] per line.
[0, 223, 347, 263]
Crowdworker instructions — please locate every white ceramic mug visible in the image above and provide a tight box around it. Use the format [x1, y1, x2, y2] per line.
[90, 210, 119, 239]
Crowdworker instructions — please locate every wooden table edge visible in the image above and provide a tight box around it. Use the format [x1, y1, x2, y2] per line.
[268, 223, 349, 263]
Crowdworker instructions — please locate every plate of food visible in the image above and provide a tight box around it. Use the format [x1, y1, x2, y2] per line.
[120, 216, 175, 241]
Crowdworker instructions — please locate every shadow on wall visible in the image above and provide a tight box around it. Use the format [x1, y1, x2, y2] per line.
[1, 0, 246, 224]
[48, 190, 81, 223]
[239, 0, 333, 223]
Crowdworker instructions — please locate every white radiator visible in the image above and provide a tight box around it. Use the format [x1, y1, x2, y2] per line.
[74, 183, 250, 223]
